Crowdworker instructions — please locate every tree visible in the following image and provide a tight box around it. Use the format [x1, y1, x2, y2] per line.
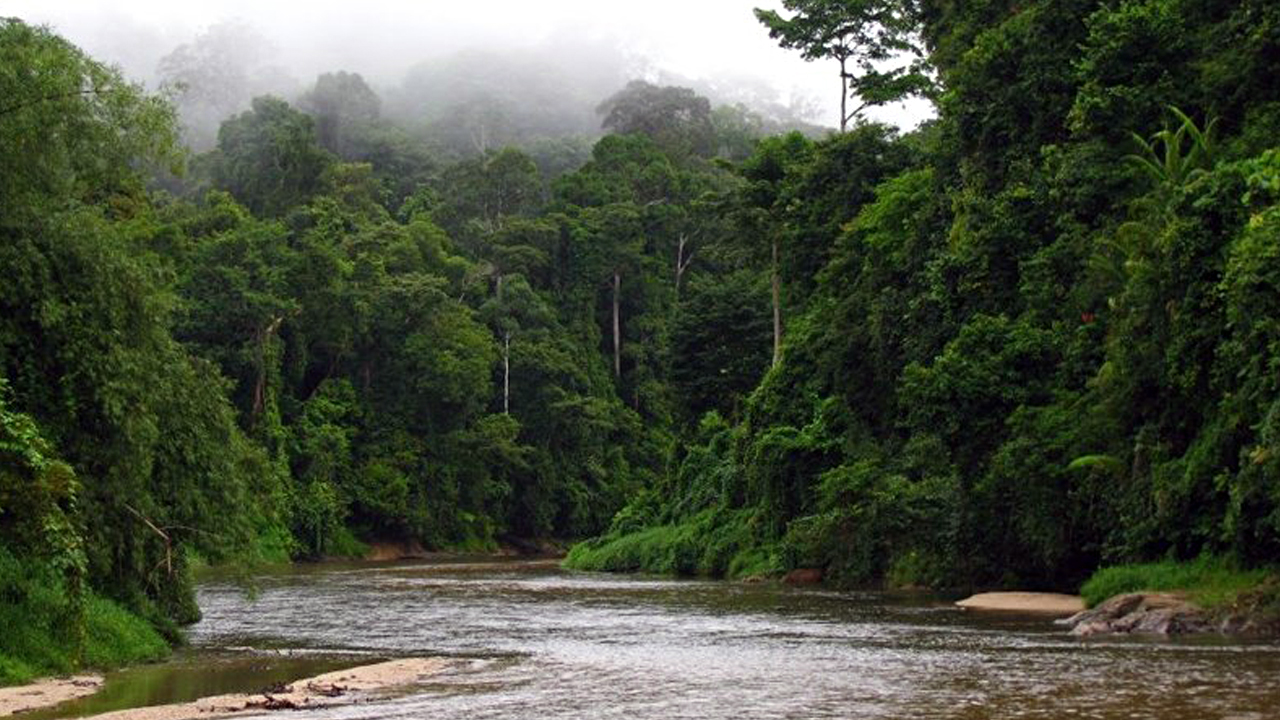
[0, 19, 179, 227]
[298, 71, 382, 158]
[737, 132, 814, 366]
[211, 96, 334, 216]
[481, 275, 554, 414]
[435, 147, 544, 241]
[597, 80, 716, 157]
[755, 0, 929, 131]
[156, 20, 291, 150]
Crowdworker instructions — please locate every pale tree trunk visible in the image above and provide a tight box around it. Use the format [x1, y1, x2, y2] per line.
[840, 57, 848, 133]
[771, 239, 782, 367]
[613, 269, 622, 378]
[496, 272, 510, 414]
[503, 330, 511, 415]
[252, 315, 285, 417]
[675, 233, 694, 300]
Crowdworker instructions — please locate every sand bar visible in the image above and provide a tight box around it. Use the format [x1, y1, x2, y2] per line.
[0, 675, 103, 716]
[955, 591, 1086, 615]
[2, 657, 450, 720]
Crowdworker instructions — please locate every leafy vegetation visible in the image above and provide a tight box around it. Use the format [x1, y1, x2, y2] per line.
[1080, 559, 1274, 609]
[571, 0, 1280, 597]
[3, 0, 1280, 685]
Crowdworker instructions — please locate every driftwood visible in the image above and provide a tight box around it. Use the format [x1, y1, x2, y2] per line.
[305, 681, 348, 697]
[244, 694, 304, 711]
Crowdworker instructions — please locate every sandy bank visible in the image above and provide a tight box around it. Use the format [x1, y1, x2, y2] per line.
[0, 675, 103, 716]
[955, 591, 1085, 615]
[88, 657, 449, 720]
[2, 658, 450, 720]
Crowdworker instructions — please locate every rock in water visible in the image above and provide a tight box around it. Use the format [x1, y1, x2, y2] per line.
[1059, 593, 1212, 636]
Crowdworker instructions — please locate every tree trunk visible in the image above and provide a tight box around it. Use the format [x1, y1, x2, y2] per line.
[503, 330, 511, 415]
[771, 239, 782, 367]
[839, 58, 848, 133]
[252, 315, 285, 417]
[613, 269, 622, 378]
[675, 233, 694, 300]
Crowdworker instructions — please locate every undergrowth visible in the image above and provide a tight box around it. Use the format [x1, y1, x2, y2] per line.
[1080, 556, 1274, 608]
[0, 551, 168, 686]
[563, 508, 782, 579]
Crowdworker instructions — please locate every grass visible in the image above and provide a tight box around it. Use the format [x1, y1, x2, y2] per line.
[1080, 556, 1274, 609]
[0, 552, 169, 686]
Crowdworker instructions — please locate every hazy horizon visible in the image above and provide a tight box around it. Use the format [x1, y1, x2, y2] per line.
[8, 0, 934, 133]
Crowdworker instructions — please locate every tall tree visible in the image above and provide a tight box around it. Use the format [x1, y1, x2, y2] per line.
[597, 80, 716, 157]
[737, 132, 814, 366]
[755, 0, 929, 131]
[298, 71, 382, 158]
[211, 96, 334, 216]
[156, 20, 292, 150]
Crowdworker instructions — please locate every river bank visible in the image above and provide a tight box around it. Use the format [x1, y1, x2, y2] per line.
[0, 658, 450, 719]
[0, 676, 103, 716]
[954, 592, 1084, 615]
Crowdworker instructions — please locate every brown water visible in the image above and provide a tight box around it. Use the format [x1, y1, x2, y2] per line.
[170, 559, 1280, 720]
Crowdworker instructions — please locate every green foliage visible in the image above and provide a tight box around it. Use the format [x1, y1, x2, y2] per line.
[564, 508, 780, 579]
[1, 20, 284, 653]
[0, 549, 167, 686]
[211, 96, 335, 216]
[1080, 558, 1273, 609]
[0, 19, 179, 227]
[574, 0, 1280, 595]
[8, 2, 1280, 656]
[597, 81, 716, 158]
[755, 0, 930, 129]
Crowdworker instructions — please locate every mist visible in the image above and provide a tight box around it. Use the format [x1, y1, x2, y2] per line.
[8, 0, 933, 151]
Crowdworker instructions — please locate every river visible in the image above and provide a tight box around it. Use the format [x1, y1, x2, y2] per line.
[50, 558, 1280, 719]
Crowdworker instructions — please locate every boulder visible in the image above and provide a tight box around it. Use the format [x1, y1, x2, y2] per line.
[1060, 592, 1211, 636]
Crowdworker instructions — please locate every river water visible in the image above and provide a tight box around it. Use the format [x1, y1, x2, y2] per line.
[167, 558, 1280, 720]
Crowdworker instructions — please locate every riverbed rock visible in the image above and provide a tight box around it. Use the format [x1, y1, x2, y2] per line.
[1059, 593, 1212, 636]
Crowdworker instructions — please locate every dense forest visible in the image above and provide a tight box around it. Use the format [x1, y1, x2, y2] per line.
[3, 0, 1279, 684]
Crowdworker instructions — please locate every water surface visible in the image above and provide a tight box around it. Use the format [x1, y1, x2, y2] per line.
[182, 559, 1280, 719]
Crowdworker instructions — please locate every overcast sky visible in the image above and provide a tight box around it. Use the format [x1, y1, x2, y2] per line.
[7, 0, 933, 129]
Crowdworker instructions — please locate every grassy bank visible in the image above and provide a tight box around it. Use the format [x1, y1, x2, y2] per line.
[1080, 557, 1280, 609]
[0, 554, 169, 686]
[563, 508, 781, 579]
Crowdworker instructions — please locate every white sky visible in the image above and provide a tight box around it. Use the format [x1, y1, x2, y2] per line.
[6, 0, 933, 129]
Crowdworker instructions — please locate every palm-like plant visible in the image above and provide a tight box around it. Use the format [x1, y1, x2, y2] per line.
[1090, 107, 1219, 296]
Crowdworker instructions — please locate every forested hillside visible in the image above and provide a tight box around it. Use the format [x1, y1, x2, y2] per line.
[3, 0, 1279, 684]
[570, 0, 1280, 592]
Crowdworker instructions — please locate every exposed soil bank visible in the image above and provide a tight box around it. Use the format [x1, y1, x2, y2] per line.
[2, 658, 450, 720]
[0, 675, 103, 716]
[955, 592, 1086, 615]
[363, 538, 568, 562]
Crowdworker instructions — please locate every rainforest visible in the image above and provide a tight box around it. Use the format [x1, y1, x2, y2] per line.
[2, 0, 1279, 705]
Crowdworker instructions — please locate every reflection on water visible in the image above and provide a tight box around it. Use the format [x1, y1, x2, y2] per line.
[22, 652, 373, 720]
[182, 559, 1280, 720]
